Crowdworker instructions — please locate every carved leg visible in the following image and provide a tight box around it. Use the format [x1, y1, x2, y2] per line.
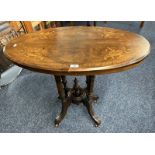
[55, 97, 71, 127]
[57, 76, 67, 99]
[54, 75, 71, 127]
[61, 76, 67, 96]
[86, 76, 99, 103]
[83, 97, 101, 127]
[84, 76, 101, 127]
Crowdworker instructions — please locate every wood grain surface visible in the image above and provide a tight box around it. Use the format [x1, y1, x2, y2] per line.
[4, 26, 150, 75]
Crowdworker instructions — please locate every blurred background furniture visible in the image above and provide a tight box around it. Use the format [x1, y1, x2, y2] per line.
[10, 21, 46, 33]
[140, 21, 145, 28]
[92, 21, 145, 28]
[0, 21, 51, 87]
[0, 21, 23, 87]
[10, 21, 65, 33]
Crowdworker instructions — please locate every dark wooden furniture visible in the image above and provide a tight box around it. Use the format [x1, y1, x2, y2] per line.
[92, 21, 145, 28]
[140, 21, 145, 28]
[4, 26, 150, 127]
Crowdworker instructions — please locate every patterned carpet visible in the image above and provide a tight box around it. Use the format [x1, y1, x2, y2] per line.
[0, 21, 155, 132]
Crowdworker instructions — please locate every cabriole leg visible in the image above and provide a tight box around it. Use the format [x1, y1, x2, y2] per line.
[54, 75, 71, 127]
[61, 76, 67, 96]
[86, 76, 99, 102]
[84, 76, 101, 127]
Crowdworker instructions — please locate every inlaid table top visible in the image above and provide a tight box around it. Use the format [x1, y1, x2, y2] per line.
[4, 26, 150, 75]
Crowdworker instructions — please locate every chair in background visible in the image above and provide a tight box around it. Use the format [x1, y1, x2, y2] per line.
[19, 21, 65, 33]
[11, 21, 47, 33]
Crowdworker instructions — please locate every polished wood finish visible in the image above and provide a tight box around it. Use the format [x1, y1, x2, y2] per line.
[4, 26, 150, 76]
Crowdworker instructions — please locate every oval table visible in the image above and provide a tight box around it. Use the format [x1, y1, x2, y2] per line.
[4, 26, 150, 127]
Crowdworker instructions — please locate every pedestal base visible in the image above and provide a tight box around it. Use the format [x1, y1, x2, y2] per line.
[54, 75, 101, 127]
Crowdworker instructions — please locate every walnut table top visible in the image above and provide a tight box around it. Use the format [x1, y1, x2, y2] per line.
[4, 26, 150, 75]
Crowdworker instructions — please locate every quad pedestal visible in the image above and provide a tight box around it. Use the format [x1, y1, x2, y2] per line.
[54, 75, 101, 127]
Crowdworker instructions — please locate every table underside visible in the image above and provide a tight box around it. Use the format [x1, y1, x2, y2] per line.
[54, 75, 101, 127]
